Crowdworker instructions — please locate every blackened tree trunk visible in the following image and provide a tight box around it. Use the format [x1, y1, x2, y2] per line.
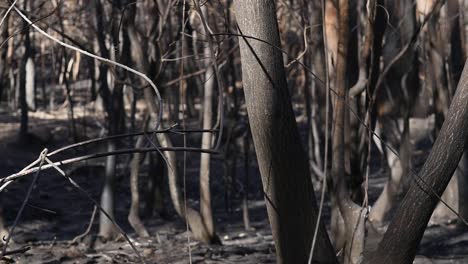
[56, 5, 78, 142]
[448, 0, 468, 226]
[0, 14, 9, 101]
[234, 1, 337, 263]
[368, 0, 419, 225]
[94, 0, 126, 239]
[365, 59, 468, 264]
[457, 150, 468, 226]
[19, 0, 32, 141]
[129, 133, 150, 237]
[328, 1, 366, 262]
[429, 2, 462, 223]
[125, 2, 218, 243]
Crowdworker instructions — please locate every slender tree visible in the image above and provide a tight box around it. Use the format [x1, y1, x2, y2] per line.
[19, 0, 32, 141]
[196, 3, 216, 241]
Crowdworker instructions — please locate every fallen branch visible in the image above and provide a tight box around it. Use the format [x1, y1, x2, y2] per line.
[1, 246, 30, 257]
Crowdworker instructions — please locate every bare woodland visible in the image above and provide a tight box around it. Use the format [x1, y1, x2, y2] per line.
[0, 0, 467, 263]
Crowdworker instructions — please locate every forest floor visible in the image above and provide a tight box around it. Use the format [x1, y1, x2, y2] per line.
[0, 103, 468, 263]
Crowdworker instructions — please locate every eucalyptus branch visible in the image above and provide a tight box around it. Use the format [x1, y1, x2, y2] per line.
[1, 146, 219, 185]
[48, 127, 217, 156]
[11, 3, 164, 130]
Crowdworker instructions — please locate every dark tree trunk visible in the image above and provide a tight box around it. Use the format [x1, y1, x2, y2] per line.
[368, 0, 419, 225]
[19, 0, 32, 141]
[0, 15, 9, 102]
[94, 0, 126, 239]
[234, 1, 337, 263]
[56, 5, 78, 142]
[128, 133, 150, 237]
[328, 1, 366, 262]
[457, 149, 468, 226]
[145, 151, 166, 217]
[125, 2, 218, 243]
[365, 59, 468, 264]
[19, 52, 29, 140]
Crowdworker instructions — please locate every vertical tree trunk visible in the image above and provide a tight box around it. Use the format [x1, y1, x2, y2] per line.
[61, 53, 78, 142]
[25, 58, 35, 111]
[99, 140, 118, 238]
[328, 1, 365, 262]
[457, 150, 468, 227]
[146, 151, 166, 217]
[0, 14, 9, 102]
[56, 5, 78, 142]
[19, 0, 31, 141]
[197, 4, 216, 240]
[0, 12, 9, 240]
[234, 1, 337, 263]
[128, 133, 150, 237]
[368, 0, 418, 225]
[324, 0, 347, 249]
[242, 132, 252, 231]
[199, 63, 215, 230]
[125, 3, 217, 243]
[94, 0, 125, 239]
[19, 53, 29, 140]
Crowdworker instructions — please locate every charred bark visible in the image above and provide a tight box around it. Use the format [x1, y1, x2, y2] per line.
[365, 59, 468, 264]
[234, 1, 337, 263]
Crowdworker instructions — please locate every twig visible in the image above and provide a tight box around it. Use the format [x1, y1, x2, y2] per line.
[349, 0, 377, 98]
[71, 206, 97, 244]
[43, 157, 147, 264]
[1, 146, 219, 185]
[192, 0, 224, 150]
[310, 161, 325, 179]
[11, 3, 163, 130]
[0, 0, 16, 28]
[373, 0, 446, 94]
[48, 126, 217, 156]
[1, 246, 30, 257]
[0, 4, 59, 50]
[285, 26, 310, 68]
[309, 0, 330, 262]
[2, 149, 47, 256]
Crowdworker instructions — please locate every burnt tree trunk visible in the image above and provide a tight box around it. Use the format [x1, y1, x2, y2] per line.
[95, 0, 126, 239]
[125, 2, 218, 243]
[128, 132, 150, 237]
[457, 149, 468, 227]
[234, 1, 337, 263]
[19, 0, 32, 141]
[328, 1, 366, 262]
[365, 59, 468, 264]
[197, 4, 216, 240]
